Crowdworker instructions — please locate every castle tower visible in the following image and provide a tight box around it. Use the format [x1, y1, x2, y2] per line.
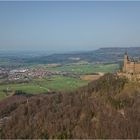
[123, 49, 128, 72]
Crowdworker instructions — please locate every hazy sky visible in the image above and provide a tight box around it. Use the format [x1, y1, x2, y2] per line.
[0, 1, 140, 52]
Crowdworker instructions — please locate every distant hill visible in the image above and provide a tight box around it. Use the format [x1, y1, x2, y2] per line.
[0, 74, 140, 139]
[25, 47, 140, 64]
[1, 47, 140, 68]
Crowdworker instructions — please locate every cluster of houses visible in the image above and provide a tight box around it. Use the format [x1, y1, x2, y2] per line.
[0, 66, 78, 84]
[0, 68, 8, 79]
[8, 68, 62, 81]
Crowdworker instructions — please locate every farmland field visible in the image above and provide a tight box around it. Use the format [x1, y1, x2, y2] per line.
[0, 63, 119, 100]
[47, 63, 119, 74]
[0, 92, 6, 100]
[0, 75, 89, 99]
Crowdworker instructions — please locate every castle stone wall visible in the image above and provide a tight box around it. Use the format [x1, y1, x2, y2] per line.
[125, 63, 134, 73]
[134, 64, 140, 73]
[120, 52, 140, 81]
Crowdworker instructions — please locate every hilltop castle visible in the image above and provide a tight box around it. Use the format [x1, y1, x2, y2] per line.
[118, 51, 140, 81]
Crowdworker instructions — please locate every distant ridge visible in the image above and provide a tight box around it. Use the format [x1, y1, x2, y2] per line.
[1, 47, 140, 65]
[25, 47, 140, 64]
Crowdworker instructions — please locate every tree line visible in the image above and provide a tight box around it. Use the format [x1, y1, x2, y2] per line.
[0, 74, 139, 139]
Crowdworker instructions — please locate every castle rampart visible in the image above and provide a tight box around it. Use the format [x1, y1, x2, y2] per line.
[118, 51, 140, 81]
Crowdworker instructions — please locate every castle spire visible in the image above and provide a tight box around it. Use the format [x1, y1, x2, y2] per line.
[125, 48, 128, 55]
[123, 48, 129, 72]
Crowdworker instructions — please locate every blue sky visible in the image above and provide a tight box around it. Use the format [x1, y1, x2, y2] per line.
[0, 1, 140, 52]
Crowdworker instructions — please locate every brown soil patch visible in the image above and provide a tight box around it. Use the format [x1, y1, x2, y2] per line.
[80, 74, 102, 81]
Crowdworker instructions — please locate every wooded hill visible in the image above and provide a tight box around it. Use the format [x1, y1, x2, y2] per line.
[25, 47, 140, 64]
[2, 47, 140, 67]
[0, 74, 140, 139]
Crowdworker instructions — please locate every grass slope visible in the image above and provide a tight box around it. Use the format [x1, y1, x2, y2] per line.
[47, 64, 119, 74]
[0, 75, 89, 99]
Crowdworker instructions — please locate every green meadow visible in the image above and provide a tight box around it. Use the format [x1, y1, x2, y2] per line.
[0, 63, 119, 100]
[47, 63, 119, 74]
[0, 75, 89, 100]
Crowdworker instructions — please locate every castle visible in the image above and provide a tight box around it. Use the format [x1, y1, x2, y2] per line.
[118, 51, 140, 81]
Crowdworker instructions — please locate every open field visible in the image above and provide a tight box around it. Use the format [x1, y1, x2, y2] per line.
[0, 63, 119, 100]
[80, 74, 102, 81]
[0, 92, 6, 100]
[0, 75, 89, 99]
[47, 63, 119, 74]
[32, 75, 89, 91]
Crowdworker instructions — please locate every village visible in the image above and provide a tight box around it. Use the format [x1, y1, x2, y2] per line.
[0, 66, 80, 84]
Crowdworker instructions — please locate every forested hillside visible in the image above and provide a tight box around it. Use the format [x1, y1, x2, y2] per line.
[0, 74, 140, 139]
[2, 47, 140, 67]
[25, 47, 140, 64]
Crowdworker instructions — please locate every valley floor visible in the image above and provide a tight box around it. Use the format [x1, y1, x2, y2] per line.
[0, 63, 119, 100]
